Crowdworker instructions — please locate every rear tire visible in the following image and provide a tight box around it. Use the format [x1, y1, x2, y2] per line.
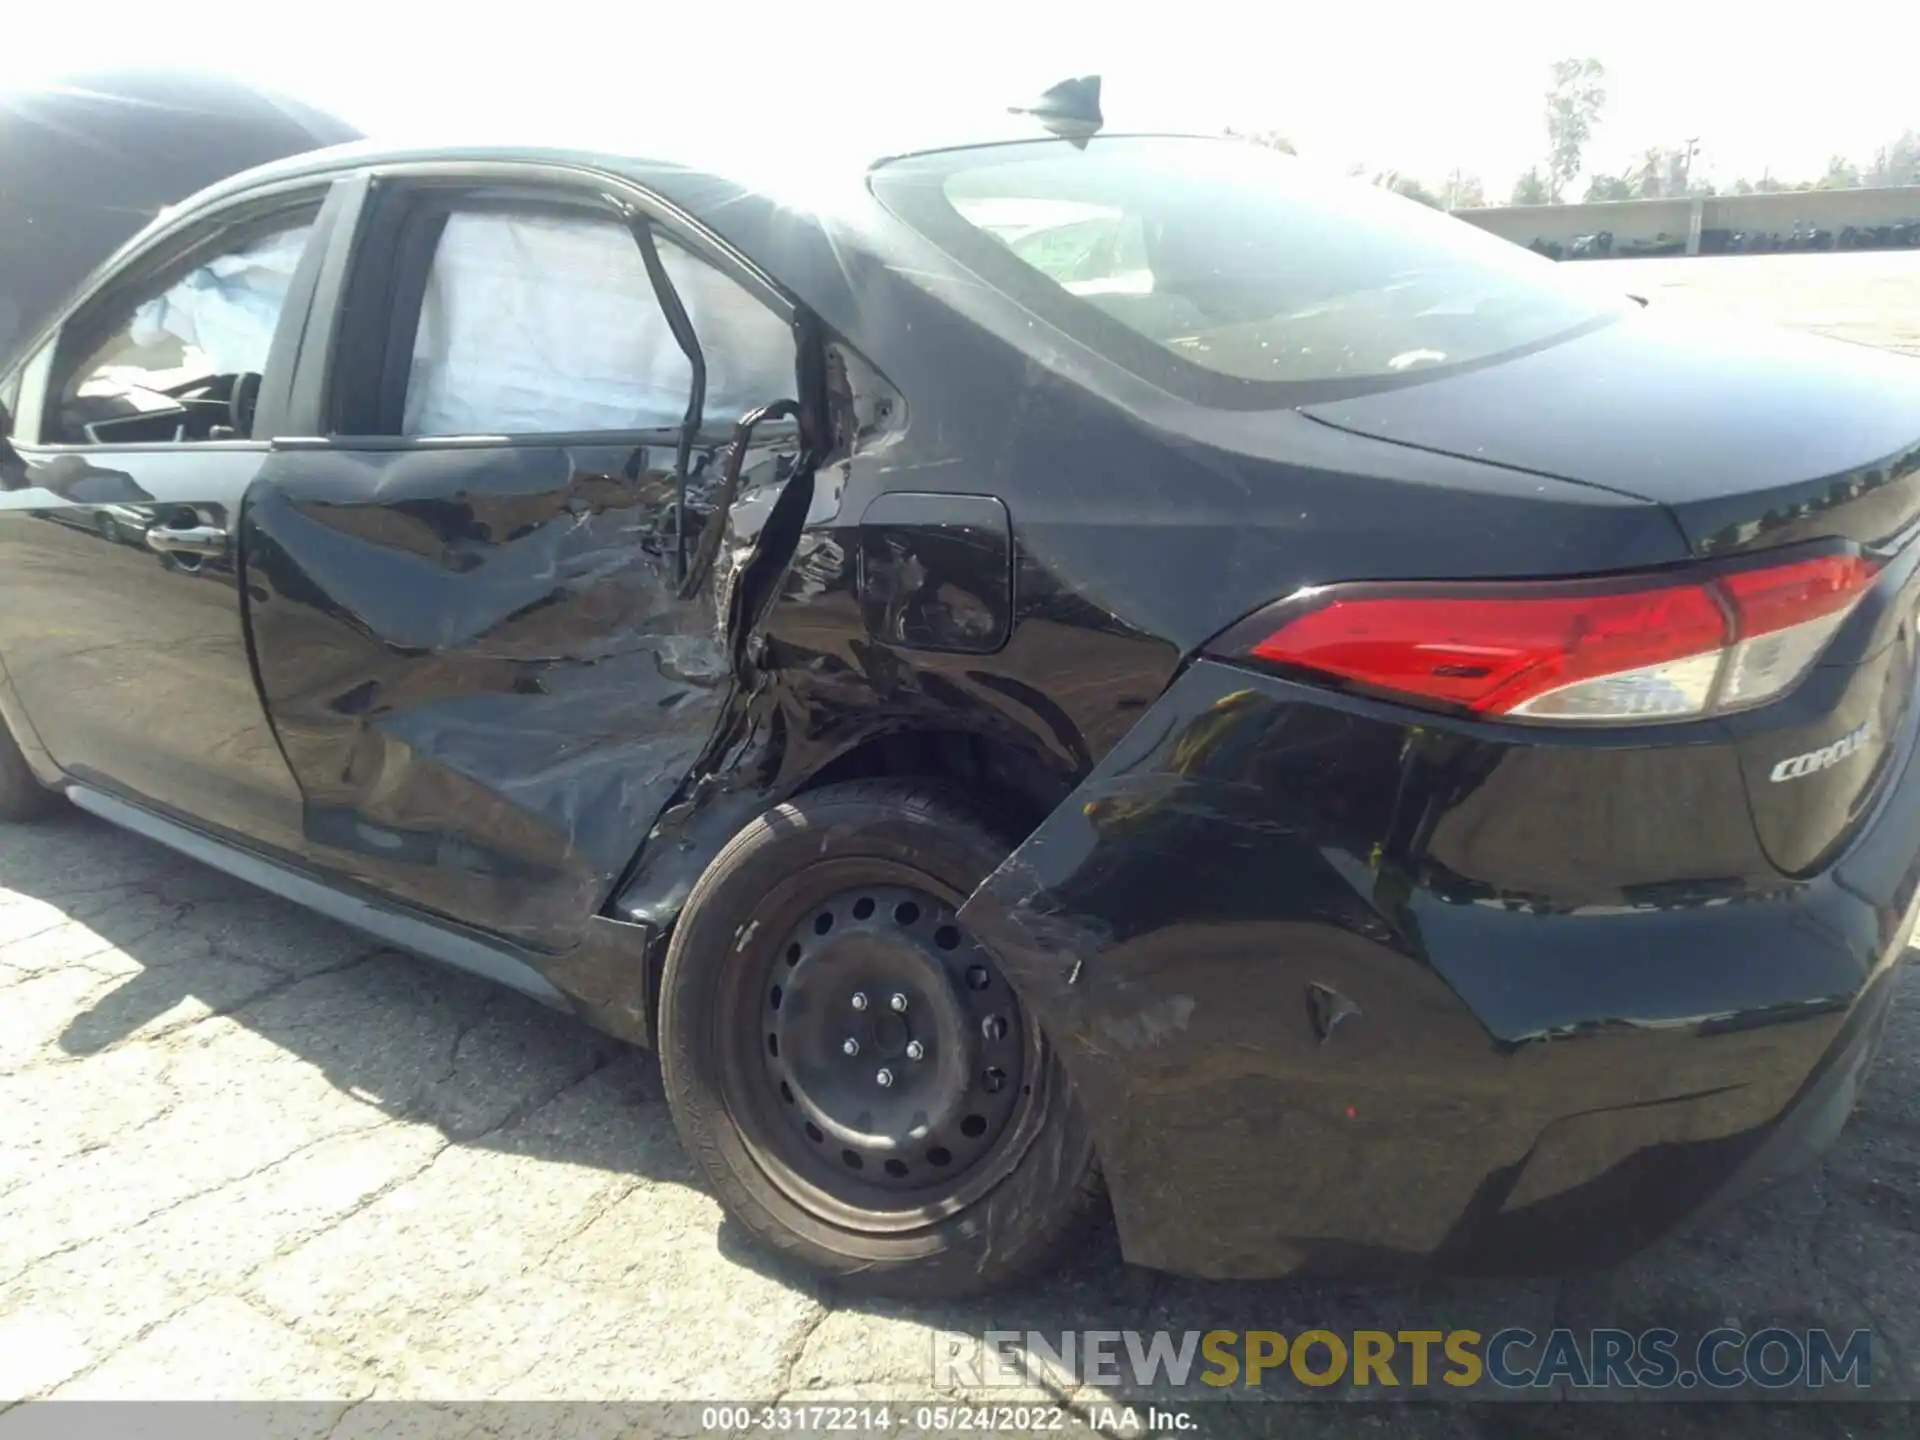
[0, 712, 57, 823]
[659, 779, 1102, 1297]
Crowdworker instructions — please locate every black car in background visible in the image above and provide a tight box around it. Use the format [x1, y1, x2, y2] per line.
[0, 69, 359, 366]
[4, 91, 1920, 1295]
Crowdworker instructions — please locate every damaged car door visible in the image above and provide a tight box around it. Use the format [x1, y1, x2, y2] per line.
[243, 168, 802, 949]
[0, 185, 334, 851]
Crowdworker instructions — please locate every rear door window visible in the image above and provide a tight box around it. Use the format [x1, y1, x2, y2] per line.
[401, 208, 792, 437]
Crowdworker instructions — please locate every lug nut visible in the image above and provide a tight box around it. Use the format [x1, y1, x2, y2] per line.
[905, 1040, 925, 1061]
[842, 1038, 860, 1056]
[850, 992, 868, 1011]
[876, 1068, 895, 1088]
[890, 992, 909, 1013]
[982, 1015, 1008, 1041]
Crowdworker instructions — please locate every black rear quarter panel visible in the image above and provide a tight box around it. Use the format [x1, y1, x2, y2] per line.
[956, 658, 1919, 1277]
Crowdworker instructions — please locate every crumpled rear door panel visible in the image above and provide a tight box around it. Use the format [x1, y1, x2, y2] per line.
[242, 440, 733, 950]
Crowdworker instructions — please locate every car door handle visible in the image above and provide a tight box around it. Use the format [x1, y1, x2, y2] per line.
[145, 524, 229, 558]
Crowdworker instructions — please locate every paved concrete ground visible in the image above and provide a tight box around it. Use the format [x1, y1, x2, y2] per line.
[1583, 248, 1920, 356]
[5, 252, 1920, 1436]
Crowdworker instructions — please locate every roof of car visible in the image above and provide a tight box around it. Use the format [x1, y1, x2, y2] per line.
[186, 139, 703, 200]
[177, 118, 1223, 219]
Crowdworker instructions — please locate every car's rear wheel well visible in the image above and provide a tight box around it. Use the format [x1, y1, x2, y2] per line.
[795, 729, 1071, 841]
[636, 728, 1073, 1048]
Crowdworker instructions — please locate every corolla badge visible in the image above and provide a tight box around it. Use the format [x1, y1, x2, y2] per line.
[1769, 721, 1871, 783]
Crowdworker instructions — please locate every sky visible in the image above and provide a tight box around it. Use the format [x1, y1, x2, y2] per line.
[2, 1, 1914, 197]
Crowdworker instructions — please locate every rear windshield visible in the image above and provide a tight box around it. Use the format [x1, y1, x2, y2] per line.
[871, 137, 1624, 406]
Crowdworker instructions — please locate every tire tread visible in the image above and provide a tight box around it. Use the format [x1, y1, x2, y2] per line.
[0, 715, 57, 823]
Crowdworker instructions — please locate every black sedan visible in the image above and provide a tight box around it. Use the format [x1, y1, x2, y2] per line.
[3, 97, 1919, 1297]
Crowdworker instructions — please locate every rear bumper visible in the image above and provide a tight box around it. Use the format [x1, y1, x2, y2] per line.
[958, 659, 1920, 1279]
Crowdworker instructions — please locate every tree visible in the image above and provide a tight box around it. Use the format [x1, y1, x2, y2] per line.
[1510, 167, 1551, 205]
[1349, 168, 1444, 207]
[1385, 173, 1442, 208]
[1620, 143, 1711, 199]
[1544, 58, 1607, 202]
[1443, 170, 1486, 209]
[1635, 146, 1668, 199]
[1225, 128, 1296, 155]
[1818, 153, 1862, 190]
[1585, 172, 1635, 202]
[1864, 130, 1920, 187]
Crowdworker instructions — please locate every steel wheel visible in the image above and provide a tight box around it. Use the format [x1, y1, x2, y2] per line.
[719, 862, 1044, 1228]
[660, 779, 1103, 1295]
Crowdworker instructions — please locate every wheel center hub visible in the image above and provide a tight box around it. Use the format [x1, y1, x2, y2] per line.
[773, 924, 974, 1145]
[868, 1011, 911, 1058]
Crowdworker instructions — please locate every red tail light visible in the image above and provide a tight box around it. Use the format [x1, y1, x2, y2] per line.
[1217, 548, 1881, 724]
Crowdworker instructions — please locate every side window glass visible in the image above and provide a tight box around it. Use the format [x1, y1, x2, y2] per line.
[655, 233, 797, 425]
[48, 220, 314, 446]
[402, 209, 793, 437]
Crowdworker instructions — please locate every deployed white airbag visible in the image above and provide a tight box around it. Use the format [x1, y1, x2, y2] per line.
[403, 212, 793, 437]
[127, 225, 311, 376]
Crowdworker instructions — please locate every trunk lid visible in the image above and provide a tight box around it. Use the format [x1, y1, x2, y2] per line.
[1300, 310, 1920, 557]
